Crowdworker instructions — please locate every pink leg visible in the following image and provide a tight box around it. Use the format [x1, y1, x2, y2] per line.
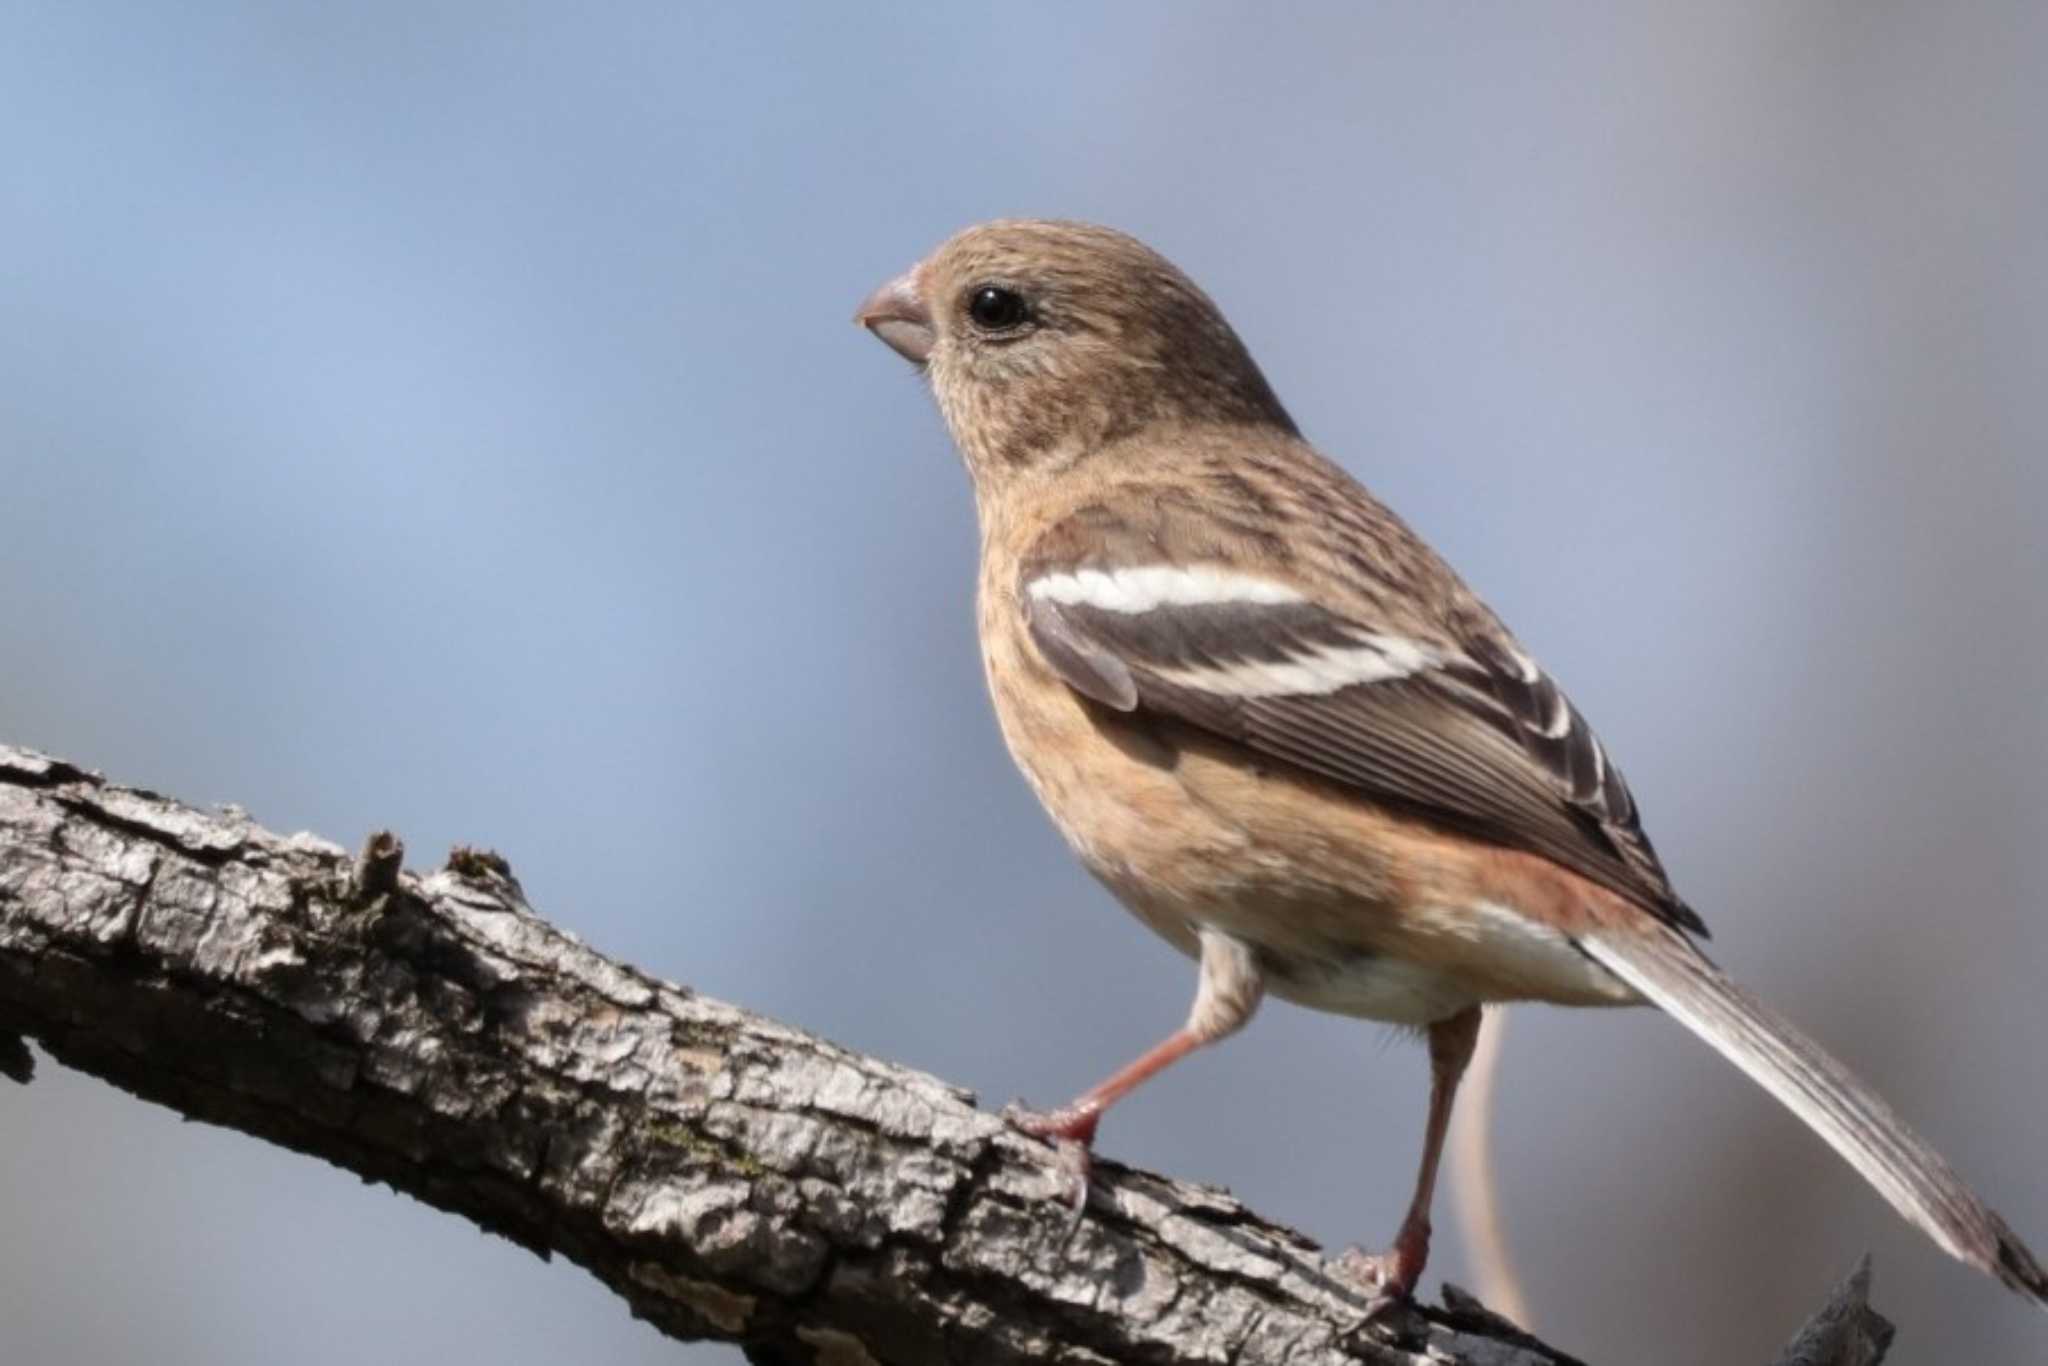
[1343, 1005, 1484, 1300]
[1006, 929, 1262, 1203]
[1008, 1027, 1207, 1149]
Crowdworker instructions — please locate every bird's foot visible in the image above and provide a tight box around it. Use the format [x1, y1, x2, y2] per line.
[1001, 1100, 1102, 1216]
[1336, 1220, 1429, 1316]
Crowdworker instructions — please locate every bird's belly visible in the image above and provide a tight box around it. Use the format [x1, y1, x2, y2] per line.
[1251, 944, 1482, 1026]
[1100, 890, 1638, 1025]
[1242, 900, 1639, 1022]
[1051, 781, 1643, 1018]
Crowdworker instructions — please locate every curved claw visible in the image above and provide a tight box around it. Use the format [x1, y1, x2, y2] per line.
[1002, 1100, 1102, 1218]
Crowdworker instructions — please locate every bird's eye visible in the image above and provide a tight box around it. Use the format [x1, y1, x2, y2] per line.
[967, 285, 1029, 332]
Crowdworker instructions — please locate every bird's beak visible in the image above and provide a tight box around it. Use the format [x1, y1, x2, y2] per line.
[855, 268, 934, 366]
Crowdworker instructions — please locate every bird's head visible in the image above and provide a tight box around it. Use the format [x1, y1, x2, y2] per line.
[857, 219, 1294, 488]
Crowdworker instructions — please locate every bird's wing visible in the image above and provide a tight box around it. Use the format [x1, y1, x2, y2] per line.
[1018, 496, 1702, 935]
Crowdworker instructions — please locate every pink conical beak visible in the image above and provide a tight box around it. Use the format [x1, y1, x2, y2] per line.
[855, 268, 934, 365]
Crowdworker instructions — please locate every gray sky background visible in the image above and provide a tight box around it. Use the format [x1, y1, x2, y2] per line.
[3, 4, 2044, 1364]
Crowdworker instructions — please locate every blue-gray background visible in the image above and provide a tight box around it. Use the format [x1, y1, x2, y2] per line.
[3, 5, 2043, 1363]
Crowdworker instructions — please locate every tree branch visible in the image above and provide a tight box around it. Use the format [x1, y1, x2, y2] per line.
[0, 743, 1884, 1365]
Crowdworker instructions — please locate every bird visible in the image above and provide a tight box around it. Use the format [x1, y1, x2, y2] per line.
[854, 217, 2045, 1306]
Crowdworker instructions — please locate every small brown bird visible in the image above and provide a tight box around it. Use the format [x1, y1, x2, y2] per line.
[856, 218, 2045, 1305]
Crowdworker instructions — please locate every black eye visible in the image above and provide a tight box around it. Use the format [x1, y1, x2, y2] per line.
[967, 285, 1029, 331]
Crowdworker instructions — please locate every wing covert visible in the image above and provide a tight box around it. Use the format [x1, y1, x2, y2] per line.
[1020, 533, 1700, 935]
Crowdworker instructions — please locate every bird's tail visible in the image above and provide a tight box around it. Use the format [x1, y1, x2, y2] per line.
[1578, 925, 2047, 1307]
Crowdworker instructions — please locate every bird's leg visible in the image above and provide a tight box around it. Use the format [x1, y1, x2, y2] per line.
[1341, 1004, 1484, 1301]
[1006, 929, 1262, 1208]
[1004, 1028, 1200, 1148]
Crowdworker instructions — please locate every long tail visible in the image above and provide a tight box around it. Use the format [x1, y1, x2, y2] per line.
[1578, 925, 2047, 1306]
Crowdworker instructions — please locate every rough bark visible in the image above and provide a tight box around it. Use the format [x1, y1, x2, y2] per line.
[1766, 1258, 1894, 1366]
[0, 743, 1885, 1365]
